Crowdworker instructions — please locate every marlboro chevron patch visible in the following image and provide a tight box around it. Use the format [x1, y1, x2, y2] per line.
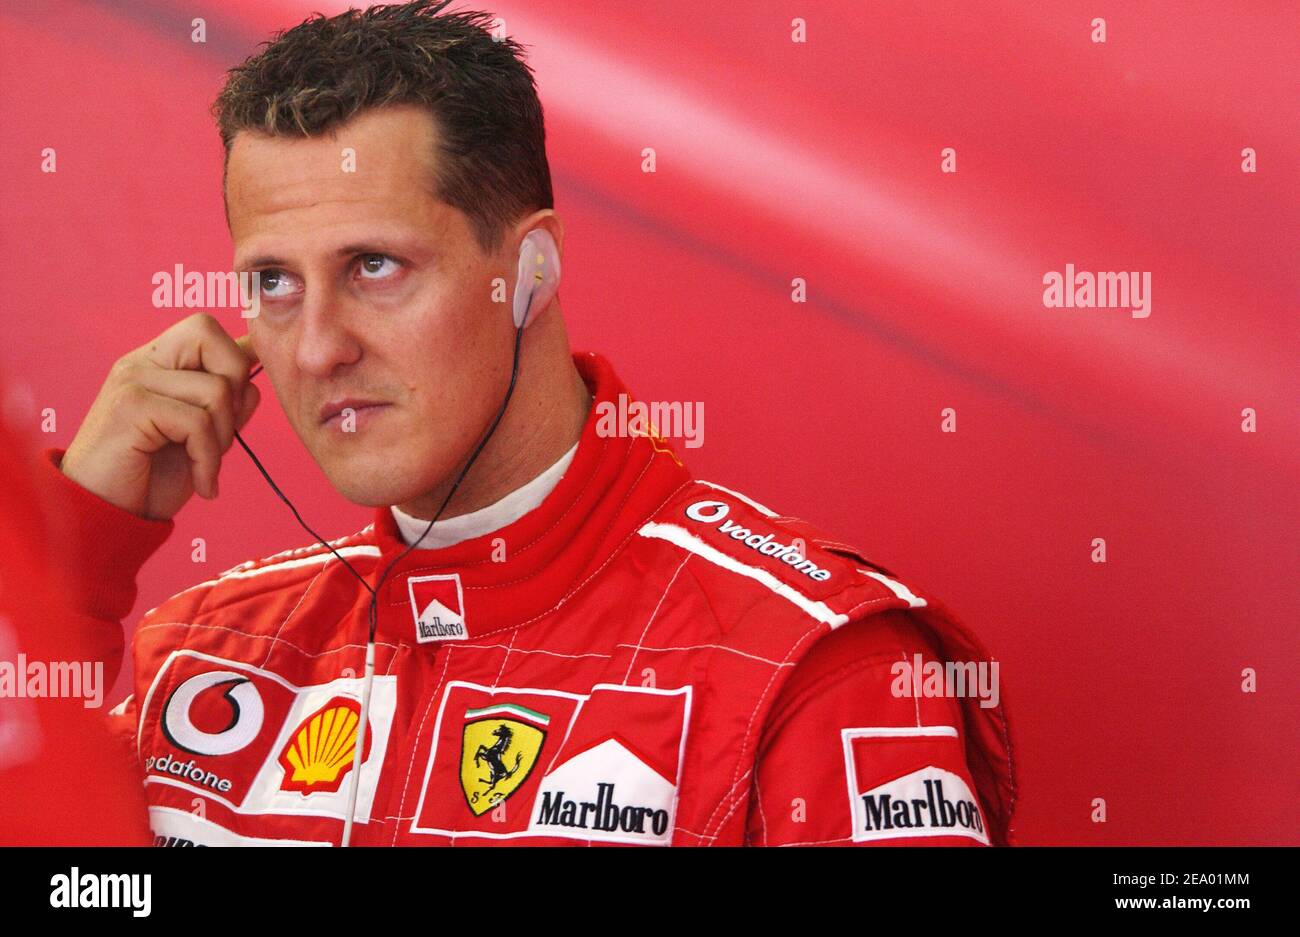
[406, 573, 467, 644]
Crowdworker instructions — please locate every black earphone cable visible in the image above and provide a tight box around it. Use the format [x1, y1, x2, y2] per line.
[231, 318, 527, 645]
[225, 244, 545, 846]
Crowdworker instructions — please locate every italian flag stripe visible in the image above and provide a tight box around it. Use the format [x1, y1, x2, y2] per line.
[465, 703, 550, 725]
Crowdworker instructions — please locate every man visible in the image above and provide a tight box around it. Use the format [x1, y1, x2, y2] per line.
[39, 1, 1015, 846]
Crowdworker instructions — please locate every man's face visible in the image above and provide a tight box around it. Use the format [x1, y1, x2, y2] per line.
[227, 104, 517, 507]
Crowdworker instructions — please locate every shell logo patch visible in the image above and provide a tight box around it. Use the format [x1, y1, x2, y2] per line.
[459, 703, 550, 816]
[278, 696, 371, 794]
[139, 651, 397, 822]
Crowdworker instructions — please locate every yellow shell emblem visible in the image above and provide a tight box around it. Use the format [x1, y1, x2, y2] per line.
[278, 697, 369, 794]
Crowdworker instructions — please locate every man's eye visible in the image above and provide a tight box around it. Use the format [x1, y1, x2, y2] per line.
[259, 270, 298, 298]
[357, 254, 399, 279]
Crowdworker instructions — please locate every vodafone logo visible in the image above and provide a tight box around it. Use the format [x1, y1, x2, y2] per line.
[141, 652, 398, 820]
[683, 500, 831, 582]
[162, 671, 265, 757]
[684, 500, 729, 523]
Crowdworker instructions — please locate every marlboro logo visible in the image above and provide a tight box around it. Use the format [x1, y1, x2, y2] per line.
[843, 724, 991, 845]
[406, 574, 467, 644]
[855, 768, 987, 842]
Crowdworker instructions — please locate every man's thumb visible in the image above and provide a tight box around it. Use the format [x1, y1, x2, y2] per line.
[237, 382, 261, 429]
[236, 333, 260, 366]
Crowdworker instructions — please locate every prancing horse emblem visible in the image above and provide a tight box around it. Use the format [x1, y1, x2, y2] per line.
[459, 709, 548, 816]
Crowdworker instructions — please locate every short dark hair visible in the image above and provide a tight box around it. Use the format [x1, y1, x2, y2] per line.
[213, 0, 553, 255]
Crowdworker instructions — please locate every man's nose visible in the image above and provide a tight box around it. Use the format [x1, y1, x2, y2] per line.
[294, 286, 362, 378]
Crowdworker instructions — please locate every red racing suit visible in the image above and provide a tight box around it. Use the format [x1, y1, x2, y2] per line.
[38, 351, 1017, 846]
[0, 372, 152, 846]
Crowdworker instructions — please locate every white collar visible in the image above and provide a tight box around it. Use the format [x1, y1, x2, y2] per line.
[390, 442, 579, 550]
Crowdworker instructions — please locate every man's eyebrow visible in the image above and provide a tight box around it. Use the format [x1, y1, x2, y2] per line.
[236, 240, 419, 270]
[237, 254, 285, 270]
[335, 241, 409, 257]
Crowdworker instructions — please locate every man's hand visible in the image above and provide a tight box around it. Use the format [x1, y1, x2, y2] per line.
[60, 313, 261, 520]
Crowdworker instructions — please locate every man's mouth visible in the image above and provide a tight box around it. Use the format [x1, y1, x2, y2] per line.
[319, 398, 391, 428]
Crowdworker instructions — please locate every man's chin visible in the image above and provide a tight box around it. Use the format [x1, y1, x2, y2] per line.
[317, 456, 448, 510]
[315, 458, 406, 509]
[325, 475, 410, 509]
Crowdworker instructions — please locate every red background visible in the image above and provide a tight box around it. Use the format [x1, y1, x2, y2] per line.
[1, 1, 1295, 845]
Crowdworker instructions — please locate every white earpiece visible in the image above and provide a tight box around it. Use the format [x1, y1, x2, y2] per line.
[512, 228, 561, 329]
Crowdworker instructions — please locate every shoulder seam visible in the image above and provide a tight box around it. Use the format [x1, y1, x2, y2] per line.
[145, 527, 376, 619]
[756, 610, 943, 749]
[659, 483, 908, 607]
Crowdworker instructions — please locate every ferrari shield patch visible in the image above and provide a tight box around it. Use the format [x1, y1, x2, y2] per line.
[459, 704, 549, 816]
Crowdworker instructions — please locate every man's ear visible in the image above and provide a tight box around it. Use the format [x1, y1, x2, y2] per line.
[513, 228, 561, 329]
[510, 210, 564, 260]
